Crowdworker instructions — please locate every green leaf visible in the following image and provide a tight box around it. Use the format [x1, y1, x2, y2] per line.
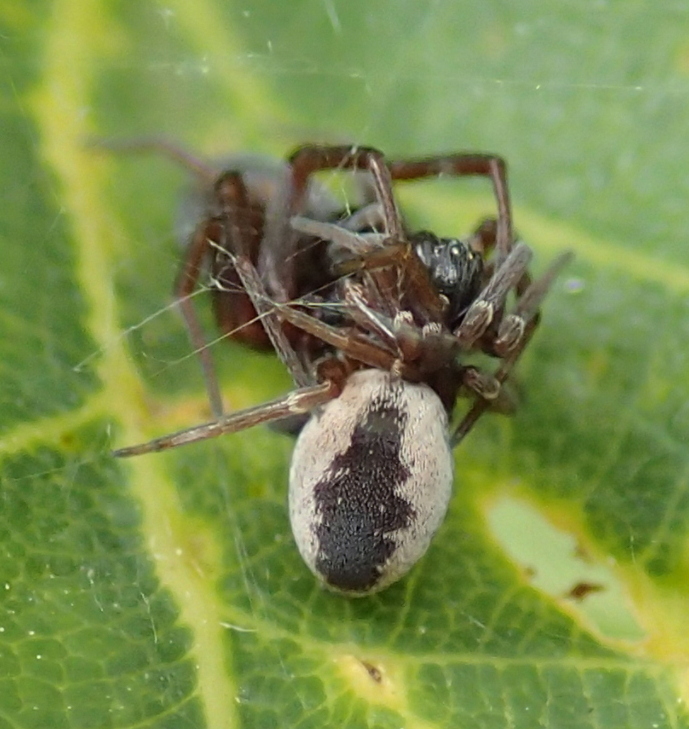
[2, 1, 689, 727]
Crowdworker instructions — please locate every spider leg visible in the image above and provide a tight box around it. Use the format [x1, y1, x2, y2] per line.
[451, 318, 539, 446]
[273, 304, 406, 374]
[454, 242, 533, 348]
[455, 367, 517, 416]
[387, 153, 512, 266]
[289, 146, 403, 238]
[231, 253, 314, 388]
[463, 217, 535, 334]
[493, 250, 574, 356]
[175, 170, 317, 414]
[290, 216, 432, 324]
[113, 381, 336, 457]
[290, 216, 387, 256]
[451, 249, 572, 445]
[461, 366, 501, 400]
[87, 136, 217, 184]
[331, 239, 448, 324]
[293, 204, 388, 241]
[467, 218, 498, 256]
[341, 202, 386, 232]
[173, 219, 225, 417]
[291, 289, 461, 378]
[339, 279, 401, 355]
[336, 279, 454, 370]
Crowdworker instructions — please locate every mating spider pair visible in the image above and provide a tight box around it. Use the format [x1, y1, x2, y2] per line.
[111, 140, 571, 595]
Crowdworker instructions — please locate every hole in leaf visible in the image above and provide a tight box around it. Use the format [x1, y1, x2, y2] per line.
[486, 496, 645, 642]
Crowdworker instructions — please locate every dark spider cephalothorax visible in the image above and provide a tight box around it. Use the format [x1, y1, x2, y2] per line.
[110, 141, 571, 595]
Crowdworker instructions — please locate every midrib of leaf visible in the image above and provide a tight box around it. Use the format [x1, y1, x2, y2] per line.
[24, 0, 276, 726]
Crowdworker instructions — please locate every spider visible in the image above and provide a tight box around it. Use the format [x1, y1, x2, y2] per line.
[112, 142, 571, 596]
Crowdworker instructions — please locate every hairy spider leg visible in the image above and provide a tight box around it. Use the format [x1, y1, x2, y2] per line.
[113, 381, 336, 457]
[453, 242, 533, 348]
[451, 249, 573, 445]
[494, 250, 575, 355]
[229, 253, 313, 389]
[271, 305, 405, 374]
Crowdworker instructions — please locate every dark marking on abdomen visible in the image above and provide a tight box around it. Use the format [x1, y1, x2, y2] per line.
[313, 396, 414, 592]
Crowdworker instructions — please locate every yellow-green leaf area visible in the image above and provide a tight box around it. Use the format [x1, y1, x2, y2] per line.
[2, 1, 689, 728]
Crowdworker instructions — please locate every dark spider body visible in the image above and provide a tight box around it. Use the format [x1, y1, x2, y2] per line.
[110, 141, 571, 595]
[411, 231, 484, 325]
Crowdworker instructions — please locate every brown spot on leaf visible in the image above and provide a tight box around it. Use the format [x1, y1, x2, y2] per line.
[566, 581, 605, 601]
[360, 659, 382, 683]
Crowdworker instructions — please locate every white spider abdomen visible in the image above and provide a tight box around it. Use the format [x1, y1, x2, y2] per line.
[289, 369, 454, 595]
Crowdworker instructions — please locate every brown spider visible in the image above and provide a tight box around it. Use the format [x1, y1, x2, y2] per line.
[110, 141, 571, 595]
